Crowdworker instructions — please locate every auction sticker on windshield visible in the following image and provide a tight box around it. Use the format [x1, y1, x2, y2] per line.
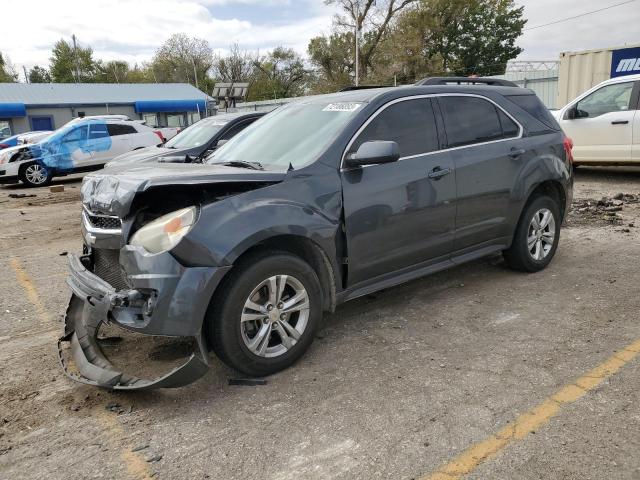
[323, 102, 362, 112]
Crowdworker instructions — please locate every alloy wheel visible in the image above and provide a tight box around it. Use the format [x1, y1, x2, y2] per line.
[24, 164, 48, 185]
[527, 208, 556, 261]
[240, 275, 310, 358]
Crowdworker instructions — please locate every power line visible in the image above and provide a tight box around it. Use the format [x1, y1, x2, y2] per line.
[524, 0, 636, 31]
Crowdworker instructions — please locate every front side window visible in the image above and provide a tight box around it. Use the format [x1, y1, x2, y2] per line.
[63, 125, 88, 143]
[575, 82, 634, 118]
[350, 98, 439, 158]
[439, 96, 504, 148]
[208, 101, 363, 169]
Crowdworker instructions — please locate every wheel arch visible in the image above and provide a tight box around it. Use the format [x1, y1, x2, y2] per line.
[228, 234, 338, 313]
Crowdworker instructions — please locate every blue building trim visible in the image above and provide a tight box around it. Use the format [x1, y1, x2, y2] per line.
[0, 103, 27, 117]
[134, 99, 206, 113]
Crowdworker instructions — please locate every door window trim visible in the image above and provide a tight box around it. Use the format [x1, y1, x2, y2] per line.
[341, 93, 523, 170]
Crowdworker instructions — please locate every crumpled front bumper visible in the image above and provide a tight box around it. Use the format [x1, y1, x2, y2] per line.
[58, 252, 227, 390]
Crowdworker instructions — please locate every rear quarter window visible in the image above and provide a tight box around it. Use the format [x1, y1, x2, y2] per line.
[505, 94, 560, 131]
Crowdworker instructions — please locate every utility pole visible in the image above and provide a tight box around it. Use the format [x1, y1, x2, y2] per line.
[355, 1, 360, 86]
[72, 34, 80, 83]
[192, 57, 199, 90]
[23, 65, 29, 83]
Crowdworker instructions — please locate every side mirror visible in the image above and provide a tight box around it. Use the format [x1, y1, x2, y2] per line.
[345, 141, 400, 168]
[566, 107, 577, 120]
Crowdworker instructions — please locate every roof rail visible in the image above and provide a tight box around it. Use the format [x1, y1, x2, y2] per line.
[415, 77, 519, 87]
[339, 85, 390, 92]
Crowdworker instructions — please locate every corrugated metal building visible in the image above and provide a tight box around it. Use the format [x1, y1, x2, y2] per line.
[0, 83, 213, 137]
[557, 43, 640, 105]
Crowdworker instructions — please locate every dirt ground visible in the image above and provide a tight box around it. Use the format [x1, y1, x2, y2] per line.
[2, 167, 640, 480]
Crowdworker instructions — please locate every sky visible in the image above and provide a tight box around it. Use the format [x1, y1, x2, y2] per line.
[2, 0, 640, 78]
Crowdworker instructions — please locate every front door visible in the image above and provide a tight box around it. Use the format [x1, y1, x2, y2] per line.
[436, 95, 523, 251]
[341, 98, 456, 286]
[560, 80, 636, 163]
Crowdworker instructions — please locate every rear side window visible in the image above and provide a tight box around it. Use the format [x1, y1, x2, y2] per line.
[497, 109, 519, 137]
[107, 123, 137, 136]
[505, 94, 559, 130]
[439, 96, 505, 147]
[351, 98, 439, 157]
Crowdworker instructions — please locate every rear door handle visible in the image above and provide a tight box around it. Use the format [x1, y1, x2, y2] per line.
[428, 166, 451, 180]
[611, 120, 629, 125]
[508, 148, 526, 159]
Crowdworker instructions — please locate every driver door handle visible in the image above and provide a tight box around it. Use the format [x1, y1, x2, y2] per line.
[428, 166, 451, 180]
[508, 148, 526, 159]
[611, 120, 629, 125]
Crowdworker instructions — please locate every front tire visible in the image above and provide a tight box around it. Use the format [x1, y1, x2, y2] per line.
[504, 195, 561, 272]
[207, 251, 323, 377]
[19, 161, 52, 187]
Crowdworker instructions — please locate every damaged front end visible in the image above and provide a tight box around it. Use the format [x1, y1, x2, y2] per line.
[59, 165, 286, 390]
[59, 254, 210, 390]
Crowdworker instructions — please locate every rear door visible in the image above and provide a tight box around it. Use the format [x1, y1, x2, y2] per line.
[341, 97, 457, 286]
[560, 80, 636, 163]
[436, 95, 523, 252]
[106, 123, 136, 161]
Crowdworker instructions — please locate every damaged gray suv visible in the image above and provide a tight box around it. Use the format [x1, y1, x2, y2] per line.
[60, 79, 573, 390]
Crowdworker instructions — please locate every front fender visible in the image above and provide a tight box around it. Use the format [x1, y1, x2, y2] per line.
[172, 174, 343, 269]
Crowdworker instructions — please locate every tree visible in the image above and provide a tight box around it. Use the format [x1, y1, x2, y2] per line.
[0, 52, 18, 82]
[49, 38, 97, 82]
[249, 47, 307, 100]
[213, 43, 257, 83]
[150, 33, 214, 91]
[308, 32, 354, 93]
[28, 66, 51, 83]
[324, 0, 418, 82]
[406, 0, 526, 76]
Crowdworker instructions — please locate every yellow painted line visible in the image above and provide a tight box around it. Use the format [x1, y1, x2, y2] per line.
[9, 258, 154, 480]
[10, 257, 50, 324]
[422, 337, 640, 480]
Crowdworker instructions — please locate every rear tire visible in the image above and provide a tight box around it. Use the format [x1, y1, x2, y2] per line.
[19, 161, 52, 187]
[503, 195, 561, 272]
[206, 251, 323, 377]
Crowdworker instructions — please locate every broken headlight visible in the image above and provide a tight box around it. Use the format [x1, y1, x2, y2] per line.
[130, 206, 197, 254]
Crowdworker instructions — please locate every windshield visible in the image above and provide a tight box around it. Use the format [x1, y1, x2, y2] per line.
[207, 100, 363, 169]
[166, 119, 226, 149]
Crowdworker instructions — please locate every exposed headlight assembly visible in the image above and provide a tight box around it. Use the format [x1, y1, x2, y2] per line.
[130, 206, 197, 254]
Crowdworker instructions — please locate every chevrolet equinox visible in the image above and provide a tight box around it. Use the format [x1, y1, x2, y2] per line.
[61, 79, 573, 389]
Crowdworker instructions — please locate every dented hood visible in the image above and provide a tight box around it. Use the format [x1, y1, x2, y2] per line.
[81, 162, 288, 216]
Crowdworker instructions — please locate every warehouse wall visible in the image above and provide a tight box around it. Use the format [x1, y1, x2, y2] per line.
[10, 105, 137, 133]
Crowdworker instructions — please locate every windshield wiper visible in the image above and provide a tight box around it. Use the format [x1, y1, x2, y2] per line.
[220, 160, 264, 170]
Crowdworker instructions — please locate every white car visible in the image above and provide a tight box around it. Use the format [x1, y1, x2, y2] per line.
[0, 118, 163, 187]
[553, 73, 640, 165]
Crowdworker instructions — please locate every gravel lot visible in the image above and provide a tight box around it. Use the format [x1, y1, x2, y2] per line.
[2, 167, 640, 480]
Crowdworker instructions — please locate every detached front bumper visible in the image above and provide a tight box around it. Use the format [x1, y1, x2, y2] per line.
[59, 252, 229, 390]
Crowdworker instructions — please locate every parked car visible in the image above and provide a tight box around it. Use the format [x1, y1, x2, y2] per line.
[61, 81, 573, 390]
[552, 73, 640, 165]
[105, 112, 265, 168]
[0, 131, 52, 149]
[0, 118, 163, 187]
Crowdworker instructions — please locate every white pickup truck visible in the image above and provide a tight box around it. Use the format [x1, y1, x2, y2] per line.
[552, 74, 640, 166]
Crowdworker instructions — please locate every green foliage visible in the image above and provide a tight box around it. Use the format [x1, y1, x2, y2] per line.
[28, 66, 51, 83]
[413, 0, 526, 76]
[0, 52, 18, 82]
[249, 47, 307, 101]
[49, 38, 98, 82]
[307, 33, 354, 93]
